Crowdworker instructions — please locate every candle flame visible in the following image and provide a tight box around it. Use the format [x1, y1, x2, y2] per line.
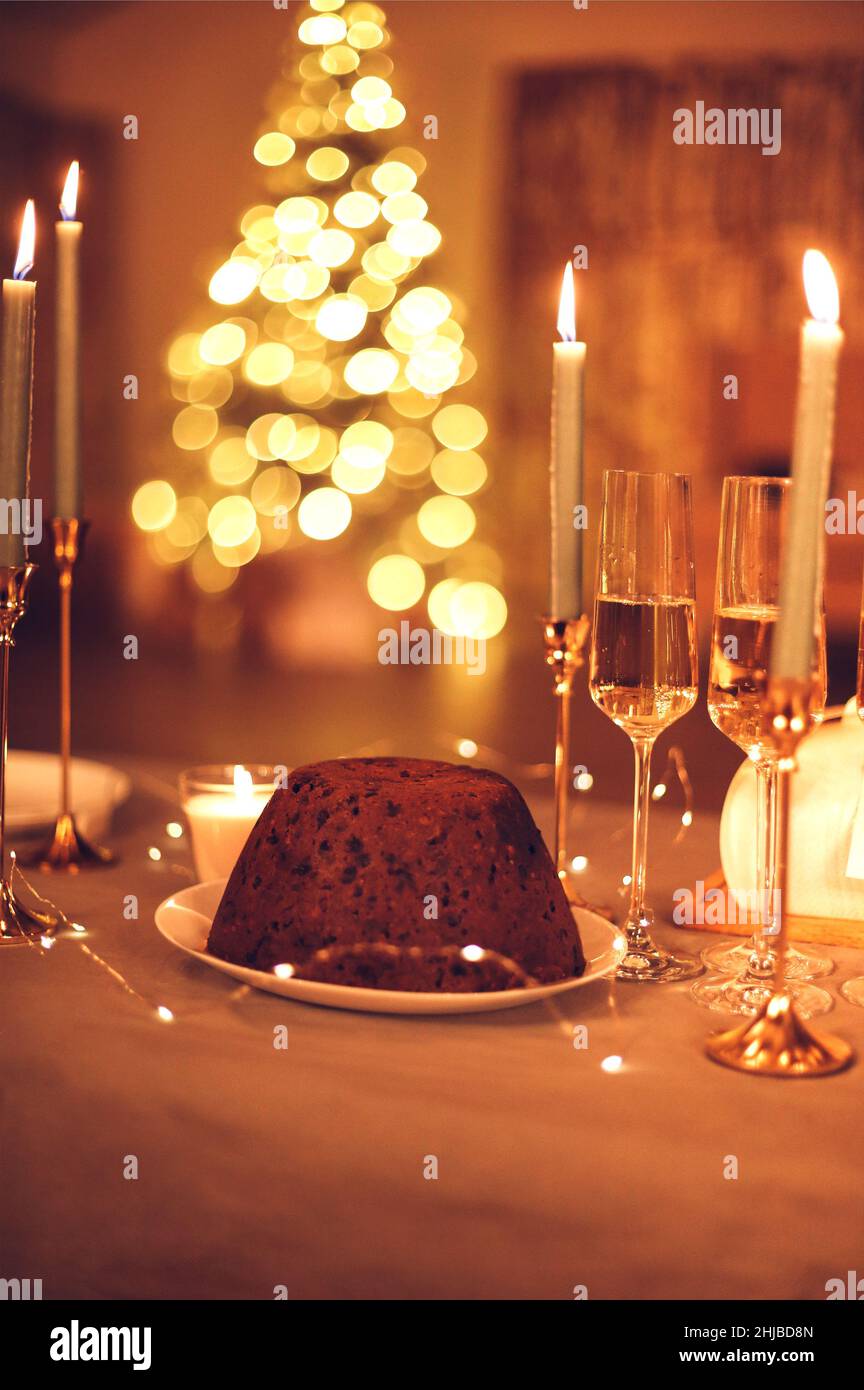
[233, 764, 254, 797]
[557, 262, 576, 342]
[13, 200, 35, 280]
[60, 160, 80, 221]
[802, 249, 839, 325]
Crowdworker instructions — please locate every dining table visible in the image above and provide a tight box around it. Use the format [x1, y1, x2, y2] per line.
[3, 755, 863, 1301]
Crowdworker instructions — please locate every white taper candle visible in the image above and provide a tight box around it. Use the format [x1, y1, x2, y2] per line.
[549, 263, 585, 617]
[772, 250, 843, 682]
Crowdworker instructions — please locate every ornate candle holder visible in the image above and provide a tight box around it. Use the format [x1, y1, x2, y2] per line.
[540, 614, 591, 901]
[0, 563, 63, 944]
[28, 519, 115, 872]
[705, 677, 854, 1077]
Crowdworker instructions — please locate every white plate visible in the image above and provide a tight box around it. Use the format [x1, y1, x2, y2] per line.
[155, 879, 626, 1015]
[7, 750, 131, 835]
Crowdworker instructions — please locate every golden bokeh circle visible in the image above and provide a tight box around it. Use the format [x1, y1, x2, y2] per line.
[432, 403, 488, 450]
[253, 132, 296, 166]
[417, 495, 476, 548]
[344, 348, 399, 394]
[298, 487, 352, 540]
[306, 146, 350, 181]
[367, 554, 425, 611]
[132, 480, 177, 532]
[251, 465, 302, 517]
[340, 419, 394, 468]
[172, 405, 219, 451]
[430, 449, 488, 497]
[208, 496, 258, 548]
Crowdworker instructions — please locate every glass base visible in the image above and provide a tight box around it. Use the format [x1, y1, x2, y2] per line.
[841, 977, 864, 1008]
[701, 937, 833, 980]
[691, 972, 834, 1019]
[617, 907, 703, 983]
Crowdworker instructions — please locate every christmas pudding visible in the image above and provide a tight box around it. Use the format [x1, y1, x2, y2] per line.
[207, 757, 585, 990]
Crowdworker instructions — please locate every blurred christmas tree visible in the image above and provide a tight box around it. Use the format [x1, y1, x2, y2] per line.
[133, 0, 506, 643]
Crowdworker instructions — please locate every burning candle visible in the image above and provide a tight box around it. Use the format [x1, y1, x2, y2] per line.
[181, 764, 275, 882]
[0, 201, 36, 567]
[55, 161, 82, 519]
[772, 250, 844, 682]
[549, 262, 585, 617]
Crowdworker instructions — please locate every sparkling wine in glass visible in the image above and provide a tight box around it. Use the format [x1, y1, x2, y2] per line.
[693, 476, 833, 1020]
[589, 470, 702, 982]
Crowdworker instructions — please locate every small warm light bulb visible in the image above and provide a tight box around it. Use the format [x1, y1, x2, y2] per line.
[556, 261, 576, 342]
[273, 963, 295, 980]
[166, 822, 184, 839]
[681, 810, 694, 828]
[601, 1055, 623, 1074]
[41, 935, 55, 950]
[156, 1005, 175, 1023]
[14, 199, 35, 279]
[461, 944, 485, 962]
[652, 782, 667, 800]
[802, 249, 839, 325]
[60, 160, 80, 220]
[571, 855, 588, 873]
[457, 738, 478, 759]
[147, 846, 162, 862]
[622, 874, 632, 887]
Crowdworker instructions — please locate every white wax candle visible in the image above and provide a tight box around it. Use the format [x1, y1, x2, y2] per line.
[772, 250, 844, 682]
[55, 162, 82, 519]
[549, 263, 585, 617]
[0, 201, 36, 567]
[184, 791, 271, 883]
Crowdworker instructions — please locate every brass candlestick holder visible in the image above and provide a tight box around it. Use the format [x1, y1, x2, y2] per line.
[28, 519, 115, 872]
[705, 677, 854, 1077]
[0, 563, 62, 944]
[541, 614, 591, 900]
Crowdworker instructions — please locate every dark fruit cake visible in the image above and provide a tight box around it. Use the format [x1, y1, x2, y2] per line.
[206, 757, 585, 991]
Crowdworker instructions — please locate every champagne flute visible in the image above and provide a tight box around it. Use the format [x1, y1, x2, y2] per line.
[589, 470, 702, 982]
[693, 476, 833, 1019]
[841, 578, 864, 1008]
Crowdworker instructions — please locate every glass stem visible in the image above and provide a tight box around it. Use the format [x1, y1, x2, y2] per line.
[748, 760, 778, 976]
[628, 737, 655, 945]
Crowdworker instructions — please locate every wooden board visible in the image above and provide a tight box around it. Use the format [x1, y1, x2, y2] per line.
[679, 870, 864, 948]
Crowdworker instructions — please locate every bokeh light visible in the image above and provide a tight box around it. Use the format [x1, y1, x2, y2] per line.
[199, 322, 247, 366]
[449, 581, 508, 638]
[307, 146, 350, 181]
[244, 343, 295, 386]
[209, 258, 259, 305]
[253, 132, 296, 166]
[251, 465, 302, 516]
[417, 496, 476, 548]
[132, 481, 177, 532]
[298, 487, 352, 540]
[332, 456, 386, 494]
[340, 420, 394, 468]
[432, 404, 488, 450]
[151, 0, 501, 631]
[172, 405, 219, 451]
[430, 448, 487, 496]
[208, 495, 258, 548]
[367, 554, 425, 610]
[316, 294, 368, 341]
[344, 348, 399, 394]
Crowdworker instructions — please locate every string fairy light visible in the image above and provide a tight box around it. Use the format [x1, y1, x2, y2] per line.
[271, 938, 545, 991]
